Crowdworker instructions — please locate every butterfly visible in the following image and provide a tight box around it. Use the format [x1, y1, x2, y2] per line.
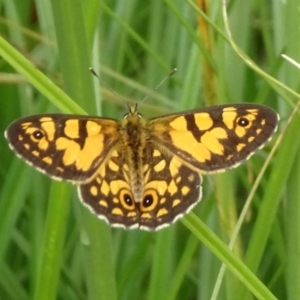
[5, 103, 279, 231]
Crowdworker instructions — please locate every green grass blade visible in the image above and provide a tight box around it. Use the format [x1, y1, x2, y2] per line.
[0, 36, 86, 114]
[285, 150, 300, 298]
[50, 0, 117, 299]
[182, 213, 277, 300]
[237, 113, 300, 299]
[33, 182, 71, 300]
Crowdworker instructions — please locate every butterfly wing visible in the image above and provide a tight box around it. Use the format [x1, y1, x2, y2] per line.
[79, 146, 201, 230]
[5, 115, 120, 182]
[5, 104, 279, 231]
[149, 104, 279, 172]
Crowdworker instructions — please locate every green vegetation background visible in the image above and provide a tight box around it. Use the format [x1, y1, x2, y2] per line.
[0, 1, 299, 299]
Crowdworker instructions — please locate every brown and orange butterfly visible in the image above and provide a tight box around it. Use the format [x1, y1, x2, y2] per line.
[5, 103, 279, 230]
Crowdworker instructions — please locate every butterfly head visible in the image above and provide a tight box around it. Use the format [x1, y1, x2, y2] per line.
[124, 103, 142, 119]
[122, 69, 177, 121]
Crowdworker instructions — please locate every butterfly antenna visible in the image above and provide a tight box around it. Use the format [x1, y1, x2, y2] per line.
[139, 68, 177, 108]
[89, 67, 126, 106]
[90, 67, 177, 108]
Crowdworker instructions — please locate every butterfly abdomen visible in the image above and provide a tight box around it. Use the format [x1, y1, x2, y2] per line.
[120, 114, 148, 203]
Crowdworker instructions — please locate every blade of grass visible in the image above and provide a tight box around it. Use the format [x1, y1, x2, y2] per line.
[0, 261, 28, 300]
[148, 228, 175, 300]
[101, 2, 169, 71]
[50, 0, 117, 299]
[0, 36, 86, 115]
[166, 234, 199, 300]
[285, 147, 300, 298]
[33, 182, 71, 300]
[50, 0, 95, 114]
[181, 213, 277, 300]
[236, 112, 300, 299]
[0, 161, 32, 259]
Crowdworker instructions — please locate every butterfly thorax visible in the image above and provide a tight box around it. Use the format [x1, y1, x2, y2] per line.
[119, 107, 148, 203]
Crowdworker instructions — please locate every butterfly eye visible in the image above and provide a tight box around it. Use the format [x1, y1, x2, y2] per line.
[123, 113, 129, 119]
[32, 130, 44, 140]
[237, 117, 250, 127]
[137, 113, 142, 118]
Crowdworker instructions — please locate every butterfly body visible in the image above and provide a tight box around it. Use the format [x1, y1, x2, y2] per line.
[5, 103, 279, 230]
[118, 104, 148, 203]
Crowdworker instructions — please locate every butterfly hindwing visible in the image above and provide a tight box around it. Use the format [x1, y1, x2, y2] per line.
[5, 115, 119, 182]
[79, 147, 202, 230]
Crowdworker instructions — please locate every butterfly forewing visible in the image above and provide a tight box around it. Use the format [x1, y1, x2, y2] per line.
[5, 115, 119, 182]
[149, 104, 278, 173]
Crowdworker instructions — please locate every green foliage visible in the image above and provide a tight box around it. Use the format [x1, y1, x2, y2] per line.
[0, 0, 299, 299]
